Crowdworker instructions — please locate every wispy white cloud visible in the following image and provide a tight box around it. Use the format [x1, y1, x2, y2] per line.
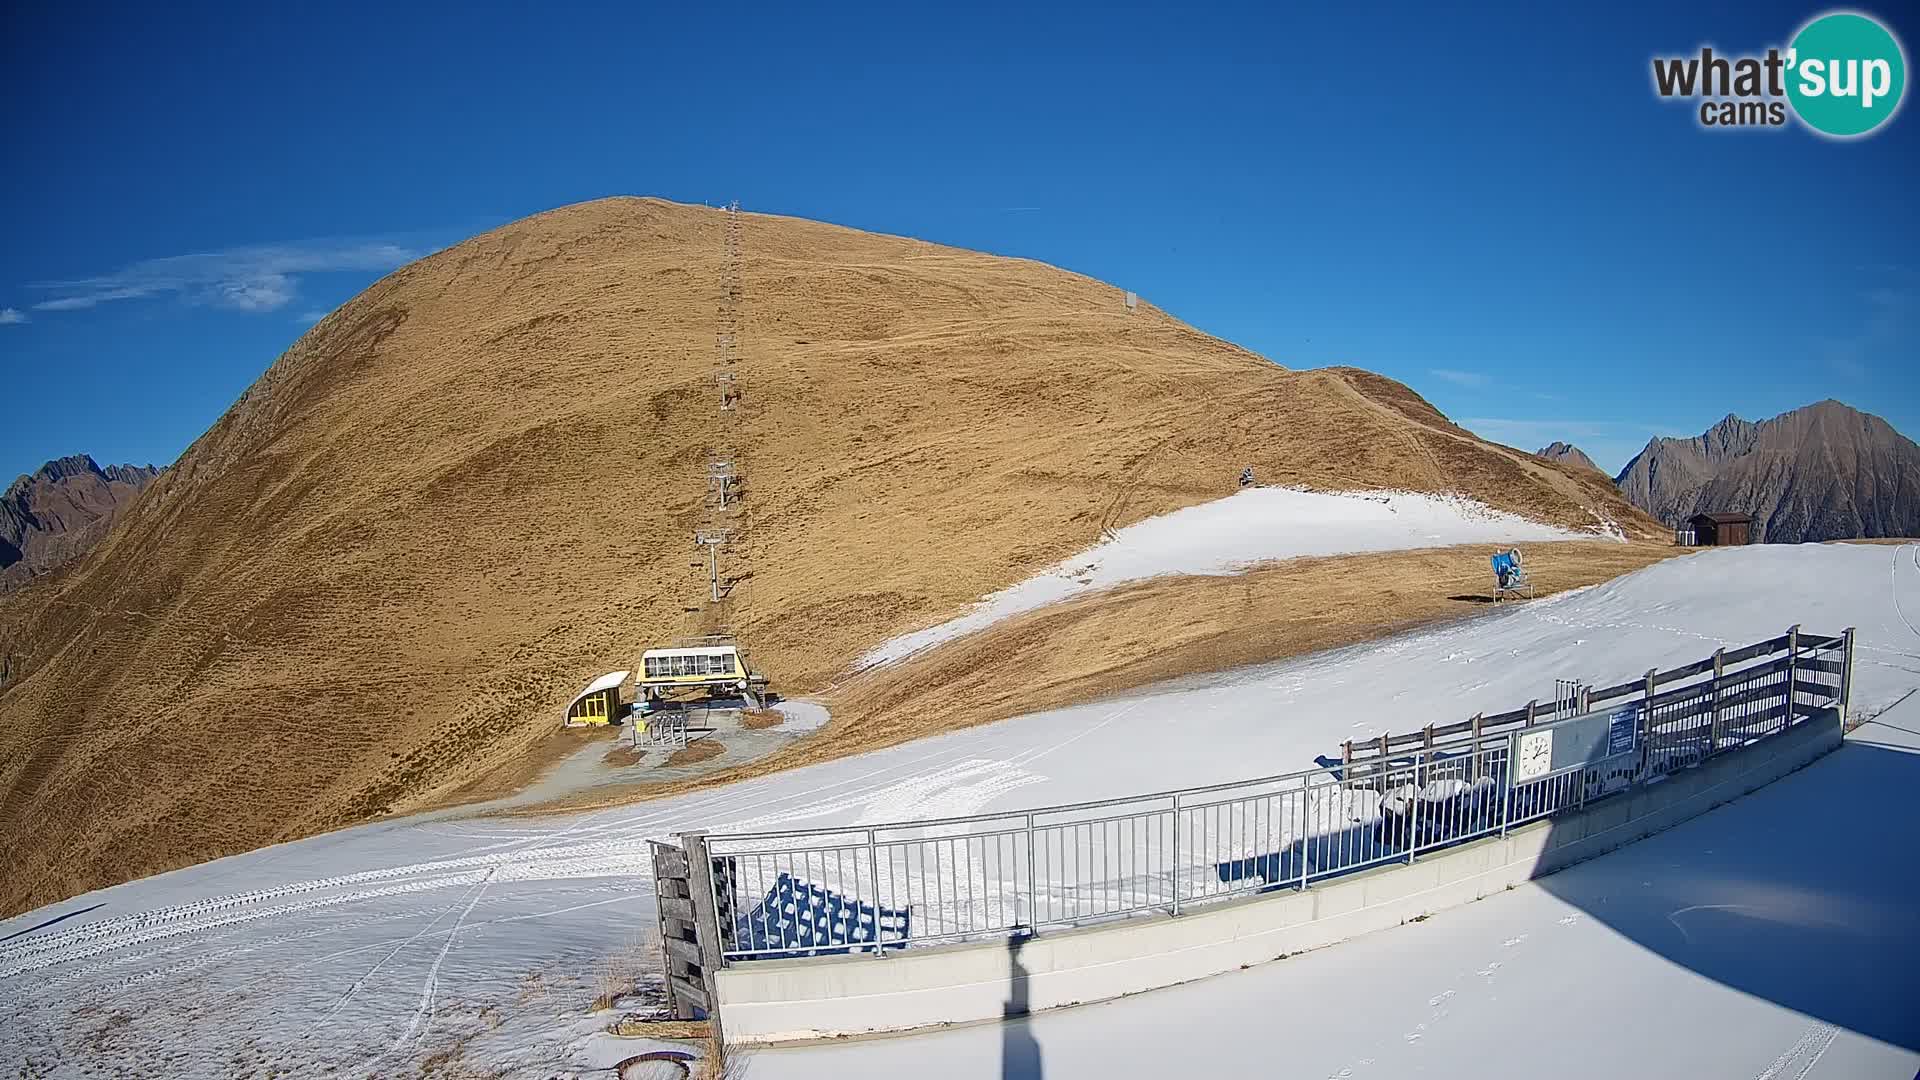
[0, 307, 26, 325]
[295, 308, 329, 325]
[30, 239, 417, 315]
[1429, 368, 1490, 388]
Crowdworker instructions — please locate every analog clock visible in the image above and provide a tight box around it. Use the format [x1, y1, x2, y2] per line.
[1516, 730, 1554, 782]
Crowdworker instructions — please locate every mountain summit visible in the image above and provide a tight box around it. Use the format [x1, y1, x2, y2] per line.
[1614, 400, 1920, 542]
[1535, 442, 1601, 474]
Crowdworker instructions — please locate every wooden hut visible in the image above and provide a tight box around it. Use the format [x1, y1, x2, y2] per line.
[1688, 512, 1753, 546]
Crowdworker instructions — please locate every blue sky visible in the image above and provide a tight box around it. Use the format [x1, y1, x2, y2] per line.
[2, 1, 1915, 482]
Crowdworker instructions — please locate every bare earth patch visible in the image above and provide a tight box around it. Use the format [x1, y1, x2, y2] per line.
[601, 741, 646, 768]
[739, 708, 783, 730]
[663, 740, 724, 767]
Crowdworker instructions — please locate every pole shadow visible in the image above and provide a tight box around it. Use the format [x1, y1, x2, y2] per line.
[1000, 934, 1044, 1079]
[0, 902, 104, 943]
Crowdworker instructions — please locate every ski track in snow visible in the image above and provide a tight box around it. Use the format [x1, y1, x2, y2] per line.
[0, 727, 1050, 982]
[1890, 543, 1920, 643]
[5, 543, 1920, 1078]
[0, 686, 1072, 1078]
[377, 867, 495, 1064]
[1756, 1021, 1840, 1080]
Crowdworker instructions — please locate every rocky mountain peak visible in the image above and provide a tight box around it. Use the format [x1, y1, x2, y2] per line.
[1615, 400, 1918, 542]
[1535, 441, 1601, 473]
[0, 453, 165, 590]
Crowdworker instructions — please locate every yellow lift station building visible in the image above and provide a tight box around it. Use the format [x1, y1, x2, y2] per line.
[637, 644, 752, 704]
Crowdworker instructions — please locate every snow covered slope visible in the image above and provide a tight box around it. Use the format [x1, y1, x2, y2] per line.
[3, 543, 1917, 1078]
[762, 695, 1920, 1080]
[859, 487, 1597, 668]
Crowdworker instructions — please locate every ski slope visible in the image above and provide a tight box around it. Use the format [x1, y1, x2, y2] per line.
[762, 695, 1920, 1080]
[858, 487, 1600, 668]
[3, 543, 1919, 1078]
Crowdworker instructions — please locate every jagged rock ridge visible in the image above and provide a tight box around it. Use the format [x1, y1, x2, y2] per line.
[0, 454, 163, 592]
[1614, 400, 1920, 542]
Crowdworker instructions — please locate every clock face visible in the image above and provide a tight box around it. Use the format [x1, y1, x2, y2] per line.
[1515, 730, 1554, 782]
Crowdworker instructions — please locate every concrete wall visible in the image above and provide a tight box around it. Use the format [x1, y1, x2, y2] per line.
[715, 709, 1844, 1045]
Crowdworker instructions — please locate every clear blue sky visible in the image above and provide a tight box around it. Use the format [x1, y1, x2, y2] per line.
[2, 1, 1914, 481]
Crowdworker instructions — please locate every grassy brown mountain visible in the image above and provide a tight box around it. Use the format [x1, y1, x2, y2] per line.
[1615, 401, 1920, 542]
[0, 197, 1659, 916]
[1535, 441, 1600, 474]
[0, 455, 162, 594]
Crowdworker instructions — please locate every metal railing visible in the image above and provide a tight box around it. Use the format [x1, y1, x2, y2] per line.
[696, 626, 1853, 963]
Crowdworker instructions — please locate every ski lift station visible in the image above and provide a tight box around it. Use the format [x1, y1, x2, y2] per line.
[637, 638, 770, 709]
[639, 643, 750, 697]
[561, 642, 769, 728]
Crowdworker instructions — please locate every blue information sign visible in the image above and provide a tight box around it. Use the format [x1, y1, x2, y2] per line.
[1606, 705, 1639, 757]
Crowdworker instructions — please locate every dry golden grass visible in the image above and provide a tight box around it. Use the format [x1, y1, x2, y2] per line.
[610, 1019, 711, 1040]
[697, 1028, 751, 1080]
[0, 196, 1662, 917]
[591, 931, 655, 1012]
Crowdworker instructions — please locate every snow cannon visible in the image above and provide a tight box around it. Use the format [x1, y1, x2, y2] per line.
[1490, 548, 1532, 601]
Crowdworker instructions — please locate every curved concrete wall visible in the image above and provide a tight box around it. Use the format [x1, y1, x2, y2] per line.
[715, 709, 1843, 1046]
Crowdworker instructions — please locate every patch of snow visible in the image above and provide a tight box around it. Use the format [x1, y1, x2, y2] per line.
[1585, 507, 1629, 542]
[859, 487, 1602, 669]
[770, 699, 830, 733]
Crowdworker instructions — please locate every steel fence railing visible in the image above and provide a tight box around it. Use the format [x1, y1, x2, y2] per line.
[697, 626, 1854, 963]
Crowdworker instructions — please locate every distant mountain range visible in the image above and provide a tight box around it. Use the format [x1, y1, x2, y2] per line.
[1535, 441, 1601, 474]
[0, 454, 162, 593]
[1612, 400, 1920, 543]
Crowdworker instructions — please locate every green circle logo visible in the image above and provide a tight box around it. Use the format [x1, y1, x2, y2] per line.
[1787, 11, 1907, 137]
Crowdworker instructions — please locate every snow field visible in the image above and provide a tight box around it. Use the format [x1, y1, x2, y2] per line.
[858, 487, 1601, 668]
